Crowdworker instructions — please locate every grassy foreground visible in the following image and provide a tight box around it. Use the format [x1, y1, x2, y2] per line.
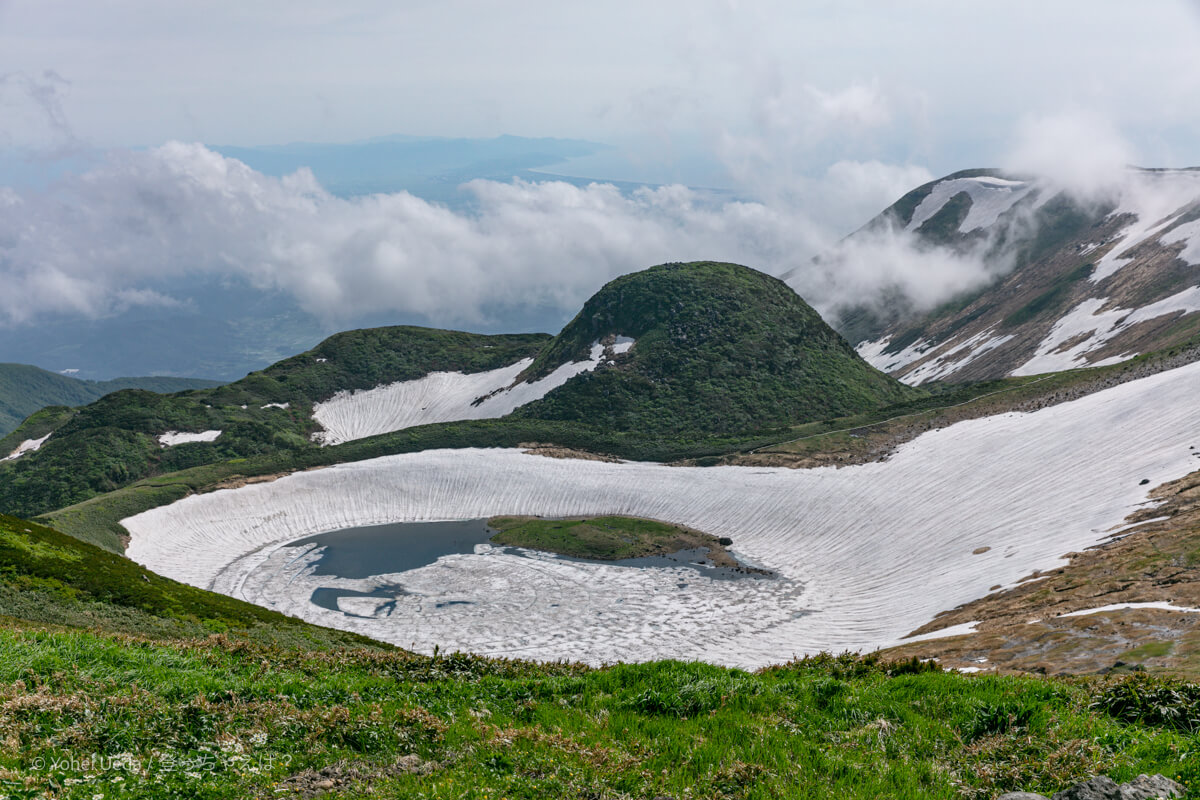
[2, 514, 1200, 798]
[2, 631, 1200, 800]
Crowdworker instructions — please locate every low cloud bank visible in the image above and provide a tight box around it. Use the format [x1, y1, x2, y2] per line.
[0, 142, 937, 328]
[0, 109, 1160, 334]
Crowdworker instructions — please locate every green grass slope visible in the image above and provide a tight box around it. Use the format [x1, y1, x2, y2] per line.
[1, 538, 1198, 799]
[0, 329, 550, 519]
[517, 262, 917, 433]
[0, 264, 914, 523]
[0, 363, 221, 438]
[0, 514, 383, 649]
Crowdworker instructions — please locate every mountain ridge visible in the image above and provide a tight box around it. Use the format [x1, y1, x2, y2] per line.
[824, 167, 1200, 384]
[0, 262, 912, 520]
[0, 362, 221, 439]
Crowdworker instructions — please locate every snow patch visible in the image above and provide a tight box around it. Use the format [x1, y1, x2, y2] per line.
[157, 430, 222, 447]
[907, 176, 1033, 234]
[2, 433, 51, 461]
[124, 361, 1200, 667]
[1057, 601, 1200, 618]
[311, 342, 613, 446]
[1013, 288, 1200, 375]
[855, 336, 932, 373]
[901, 621, 981, 643]
[1160, 218, 1200, 266]
[1090, 170, 1200, 281]
[900, 329, 1015, 385]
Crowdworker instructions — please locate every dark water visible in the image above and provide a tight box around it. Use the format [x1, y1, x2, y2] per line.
[295, 518, 771, 614]
[294, 519, 497, 579]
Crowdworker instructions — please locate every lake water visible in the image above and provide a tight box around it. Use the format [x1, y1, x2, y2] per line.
[294, 518, 771, 615]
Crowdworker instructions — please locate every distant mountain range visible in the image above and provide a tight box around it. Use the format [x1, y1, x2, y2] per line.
[826, 168, 1200, 384]
[0, 363, 219, 437]
[213, 133, 610, 204]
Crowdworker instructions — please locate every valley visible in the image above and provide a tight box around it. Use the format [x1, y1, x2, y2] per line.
[4, 171, 1200, 798]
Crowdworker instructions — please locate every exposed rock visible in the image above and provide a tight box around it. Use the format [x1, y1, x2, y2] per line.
[1051, 776, 1122, 800]
[1119, 773, 1185, 799]
[1022, 773, 1187, 800]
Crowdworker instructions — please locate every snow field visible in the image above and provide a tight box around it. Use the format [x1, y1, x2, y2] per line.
[157, 430, 222, 447]
[2, 433, 51, 461]
[906, 176, 1033, 234]
[1091, 170, 1200, 282]
[124, 361, 1200, 667]
[311, 342, 615, 445]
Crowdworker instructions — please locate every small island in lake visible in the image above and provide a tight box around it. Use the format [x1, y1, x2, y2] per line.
[487, 514, 770, 575]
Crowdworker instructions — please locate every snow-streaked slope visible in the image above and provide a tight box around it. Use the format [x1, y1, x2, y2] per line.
[906, 176, 1033, 233]
[1012, 287, 1200, 375]
[853, 336, 931, 374]
[157, 430, 222, 447]
[895, 329, 1014, 386]
[856, 329, 1015, 386]
[2, 433, 51, 461]
[124, 361, 1200, 667]
[851, 169, 1200, 384]
[1091, 170, 1200, 282]
[311, 343, 612, 445]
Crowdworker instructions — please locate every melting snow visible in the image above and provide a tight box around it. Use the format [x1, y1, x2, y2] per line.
[900, 621, 981, 643]
[906, 176, 1033, 234]
[312, 343, 613, 445]
[855, 336, 932, 373]
[1013, 288, 1200, 375]
[124, 361, 1200, 667]
[858, 329, 1014, 386]
[900, 329, 1015, 386]
[1161, 218, 1200, 266]
[1, 433, 51, 461]
[158, 430, 222, 447]
[1090, 170, 1200, 282]
[1057, 602, 1200, 618]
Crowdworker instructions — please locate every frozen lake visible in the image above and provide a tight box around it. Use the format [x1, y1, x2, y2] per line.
[125, 360, 1200, 667]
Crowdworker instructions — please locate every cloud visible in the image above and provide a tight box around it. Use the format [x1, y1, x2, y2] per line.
[1004, 110, 1135, 199]
[4, 138, 1083, 338]
[802, 225, 1003, 323]
[0, 143, 829, 327]
[807, 83, 892, 129]
[0, 70, 80, 154]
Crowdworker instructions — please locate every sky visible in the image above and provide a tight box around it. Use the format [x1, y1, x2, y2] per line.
[2, 1, 1200, 360]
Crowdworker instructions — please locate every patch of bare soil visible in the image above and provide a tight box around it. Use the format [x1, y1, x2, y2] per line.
[519, 442, 622, 463]
[205, 466, 327, 493]
[883, 468, 1200, 675]
[274, 754, 436, 798]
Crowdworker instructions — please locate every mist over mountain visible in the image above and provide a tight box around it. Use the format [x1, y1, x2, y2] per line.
[829, 167, 1200, 384]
